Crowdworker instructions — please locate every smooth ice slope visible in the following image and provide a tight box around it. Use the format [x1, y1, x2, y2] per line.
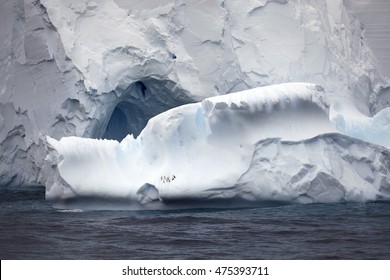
[44, 83, 390, 209]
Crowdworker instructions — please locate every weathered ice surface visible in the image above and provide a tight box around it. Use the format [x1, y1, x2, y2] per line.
[1, 0, 390, 187]
[0, 0, 86, 186]
[344, 0, 390, 78]
[236, 134, 390, 204]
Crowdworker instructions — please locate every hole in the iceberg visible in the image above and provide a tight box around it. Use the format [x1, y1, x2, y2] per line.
[136, 81, 147, 98]
[100, 78, 194, 141]
[103, 101, 135, 141]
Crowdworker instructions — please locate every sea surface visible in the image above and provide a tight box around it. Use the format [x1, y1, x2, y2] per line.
[1, 186, 390, 259]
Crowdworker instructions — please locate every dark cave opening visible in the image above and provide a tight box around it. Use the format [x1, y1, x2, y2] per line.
[100, 79, 194, 141]
[102, 99, 150, 141]
[102, 103, 130, 141]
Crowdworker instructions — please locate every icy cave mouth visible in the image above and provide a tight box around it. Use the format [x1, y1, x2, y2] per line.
[100, 79, 194, 141]
[103, 100, 144, 141]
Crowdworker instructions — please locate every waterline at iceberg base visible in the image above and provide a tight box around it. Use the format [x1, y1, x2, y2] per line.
[43, 83, 390, 210]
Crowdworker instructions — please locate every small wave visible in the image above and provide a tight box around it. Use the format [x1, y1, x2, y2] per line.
[57, 209, 84, 213]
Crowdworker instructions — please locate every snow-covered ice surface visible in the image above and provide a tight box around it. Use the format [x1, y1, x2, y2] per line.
[44, 83, 390, 210]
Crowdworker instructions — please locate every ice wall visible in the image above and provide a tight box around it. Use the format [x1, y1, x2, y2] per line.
[0, 0, 86, 186]
[1, 0, 390, 187]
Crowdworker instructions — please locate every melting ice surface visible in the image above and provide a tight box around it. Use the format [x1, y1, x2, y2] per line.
[45, 83, 390, 210]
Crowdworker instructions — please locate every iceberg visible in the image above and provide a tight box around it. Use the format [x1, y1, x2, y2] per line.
[44, 83, 390, 210]
[1, 0, 390, 202]
[1, 0, 390, 188]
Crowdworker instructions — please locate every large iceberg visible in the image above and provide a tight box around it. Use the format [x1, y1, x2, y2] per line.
[1, 0, 390, 209]
[44, 83, 390, 209]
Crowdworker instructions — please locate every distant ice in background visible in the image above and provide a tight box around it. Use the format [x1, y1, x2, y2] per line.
[344, 0, 390, 78]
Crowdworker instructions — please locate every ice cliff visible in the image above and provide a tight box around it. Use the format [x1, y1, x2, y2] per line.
[1, 0, 390, 194]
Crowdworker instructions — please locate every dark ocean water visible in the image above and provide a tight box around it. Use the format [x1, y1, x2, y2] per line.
[0, 186, 390, 260]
